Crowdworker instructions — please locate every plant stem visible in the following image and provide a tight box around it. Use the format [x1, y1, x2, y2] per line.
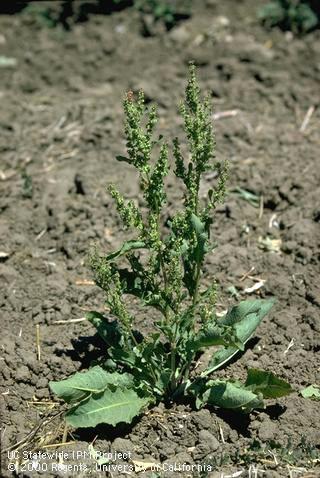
[170, 345, 177, 391]
[192, 262, 201, 306]
[159, 251, 177, 391]
[153, 207, 178, 391]
[176, 356, 193, 386]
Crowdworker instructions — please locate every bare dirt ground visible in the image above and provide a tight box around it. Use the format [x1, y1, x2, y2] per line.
[0, 1, 319, 477]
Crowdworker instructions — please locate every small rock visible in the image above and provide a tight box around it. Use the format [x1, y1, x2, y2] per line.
[19, 349, 36, 364]
[247, 359, 262, 369]
[193, 409, 212, 429]
[152, 402, 165, 414]
[1, 364, 11, 380]
[9, 398, 20, 411]
[111, 438, 135, 456]
[258, 420, 277, 441]
[61, 302, 72, 317]
[166, 452, 193, 463]
[19, 384, 34, 400]
[27, 359, 42, 375]
[283, 240, 297, 253]
[36, 377, 48, 389]
[297, 246, 312, 262]
[163, 451, 193, 476]
[128, 434, 140, 444]
[198, 430, 220, 451]
[35, 388, 50, 400]
[15, 365, 31, 382]
[158, 439, 178, 459]
[169, 24, 191, 44]
[1, 337, 15, 355]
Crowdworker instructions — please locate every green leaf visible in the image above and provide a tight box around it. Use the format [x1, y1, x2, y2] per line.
[231, 187, 260, 208]
[190, 213, 208, 263]
[203, 380, 264, 413]
[86, 311, 121, 346]
[182, 214, 209, 295]
[65, 386, 149, 428]
[221, 298, 275, 327]
[109, 347, 140, 368]
[301, 385, 320, 400]
[297, 4, 318, 32]
[201, 299, 275, 376]
[106, 240, 146, 261]
[258, 2, 285, 25]
[192, 324, 243, 351]
[116, 268, 162, 309]
[116, 155, 132, 164]
[245, 369, 293, 398]
[154, 368, 171, 394]
[49, 366, 133, 403]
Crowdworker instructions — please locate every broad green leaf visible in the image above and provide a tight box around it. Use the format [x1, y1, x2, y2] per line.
[245, 369, 293, 398]
[192, 324, 243, 351]
[86, 311, 121, 346]
[201, 347, 238, 377]
[106, 240, 146, 261]
[221, 299, 275, 327]
[49, 366, 133, 403]
[301, 385, 320, 400]
[109, 347, 140, 368]
[66, 386, 149, 428]
[203, 380, 264, 413]
[190, 213, 205, 235]
[186, 379, 206, 407]
[201, 299, 275, 376]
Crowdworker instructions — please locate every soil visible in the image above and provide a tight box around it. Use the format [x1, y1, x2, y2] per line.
[0, 1, 320, 477]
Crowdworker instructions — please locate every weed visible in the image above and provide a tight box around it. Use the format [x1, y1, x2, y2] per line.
[235, 436, 319, 468]
[135, 0, 190, 31]
[200, 437, 319, 475]
[135, 0, 176, 27]
[258, 0, 319, 34]
[21, 170, 33, 199]
[300, 384, 320, 400]
[231, 186, 260, 208]
[50, 66, 292, 429]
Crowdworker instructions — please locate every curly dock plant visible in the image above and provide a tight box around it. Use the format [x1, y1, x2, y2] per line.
[50, 66, 292, 428]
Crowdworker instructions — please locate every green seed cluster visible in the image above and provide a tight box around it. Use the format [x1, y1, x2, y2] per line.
[123, 90, 156, 173]
[89, 248, 133, 332]
[108, 184, 143, 230]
